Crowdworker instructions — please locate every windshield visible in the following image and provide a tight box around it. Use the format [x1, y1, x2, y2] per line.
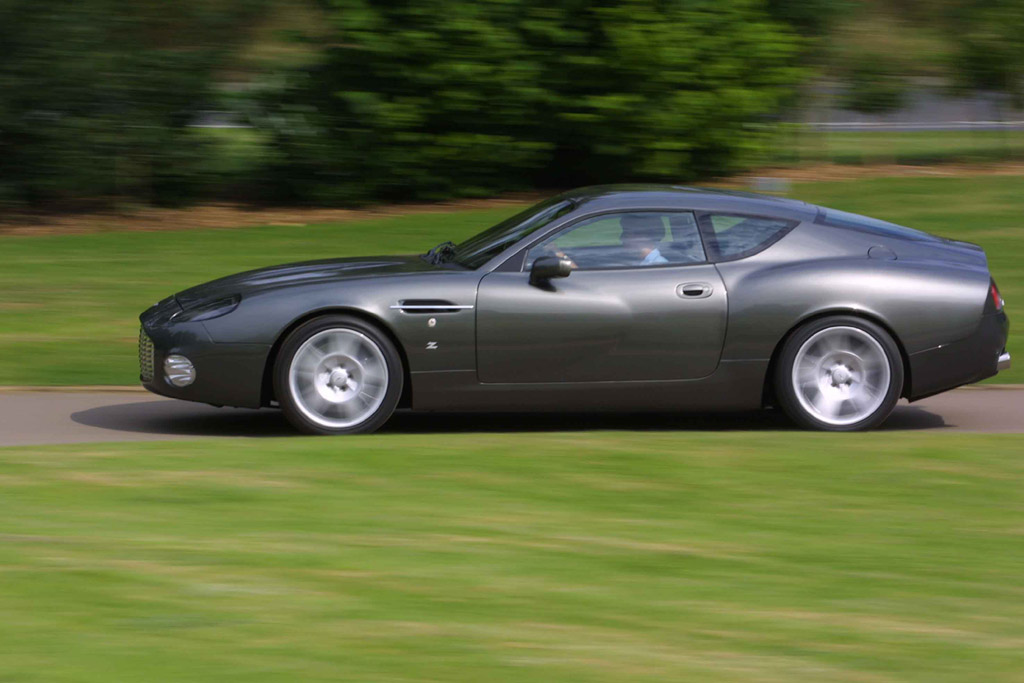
[453, 197, 575, 269]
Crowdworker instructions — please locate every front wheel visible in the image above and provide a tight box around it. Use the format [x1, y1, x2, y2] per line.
[274, 315, 403, 435]
[775, 316, 904, 431]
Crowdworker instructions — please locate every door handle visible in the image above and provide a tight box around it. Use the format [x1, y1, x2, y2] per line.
[676, 283, 713, 299]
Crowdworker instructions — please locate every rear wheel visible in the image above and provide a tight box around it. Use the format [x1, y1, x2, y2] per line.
[274, 315, 403, 435]
[775, 316, 903, 431]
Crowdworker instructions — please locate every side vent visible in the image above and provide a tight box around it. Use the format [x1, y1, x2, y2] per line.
[390, 300, 474, 314]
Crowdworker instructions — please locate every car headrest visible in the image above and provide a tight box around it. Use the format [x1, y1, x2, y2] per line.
[620, 214, 664, 242]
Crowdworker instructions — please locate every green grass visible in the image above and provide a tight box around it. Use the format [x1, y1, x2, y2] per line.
[1, 432, 1023, 681]
[0, 174, 1020, 385]
[768, 129, 1024, 166]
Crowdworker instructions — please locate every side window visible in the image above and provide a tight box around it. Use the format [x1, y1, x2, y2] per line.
[526, 211, 706, 271]
[702, 214, 797, 261]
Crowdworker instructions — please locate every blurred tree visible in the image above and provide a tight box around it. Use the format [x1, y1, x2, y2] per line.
[258, 0, 805, 204]
[946, 0, 1024, 108]
[765, 0, 851, 35]
[837, 51, 910, 114]
[0, 0, 265, 207]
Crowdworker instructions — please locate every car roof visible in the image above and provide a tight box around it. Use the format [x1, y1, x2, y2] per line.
[558, 184, 820, 221]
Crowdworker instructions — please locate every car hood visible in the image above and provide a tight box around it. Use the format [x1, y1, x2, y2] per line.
[175, 255, 437, 307]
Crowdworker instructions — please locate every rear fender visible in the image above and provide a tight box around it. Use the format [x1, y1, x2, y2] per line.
[718, 256, 990, 362]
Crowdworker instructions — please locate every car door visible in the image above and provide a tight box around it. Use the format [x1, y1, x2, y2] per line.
[476, 210, 727, 383]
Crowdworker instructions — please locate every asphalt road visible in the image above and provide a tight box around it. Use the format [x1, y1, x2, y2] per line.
[0, 387, 1022, 446]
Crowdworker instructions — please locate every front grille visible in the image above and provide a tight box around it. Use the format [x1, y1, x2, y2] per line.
[139, 327, 155, 382]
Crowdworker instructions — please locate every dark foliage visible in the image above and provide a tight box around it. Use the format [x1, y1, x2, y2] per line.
[0, 0, 263, 207]
[257, 0, 804, 204]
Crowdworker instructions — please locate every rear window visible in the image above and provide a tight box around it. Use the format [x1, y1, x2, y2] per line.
[700, 214, 797, 261]
[821, 208, 941, 242]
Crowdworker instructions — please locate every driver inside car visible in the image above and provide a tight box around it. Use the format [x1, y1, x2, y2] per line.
[620, 214, 669, 266]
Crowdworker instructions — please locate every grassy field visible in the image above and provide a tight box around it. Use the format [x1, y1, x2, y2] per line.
[1, 432, 1023, 681]
[0, 174, 1020, 385]
[768, 129, 1024, 166]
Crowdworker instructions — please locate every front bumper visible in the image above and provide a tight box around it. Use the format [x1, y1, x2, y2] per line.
[139, 299, 270, 408]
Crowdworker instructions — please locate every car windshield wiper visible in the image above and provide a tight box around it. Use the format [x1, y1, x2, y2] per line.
[422, 240, 458, 265]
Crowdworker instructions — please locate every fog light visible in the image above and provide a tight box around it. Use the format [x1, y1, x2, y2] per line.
[164, 355, 196, 387]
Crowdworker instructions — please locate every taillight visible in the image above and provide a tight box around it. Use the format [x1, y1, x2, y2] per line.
[991, 281, 1004, 311]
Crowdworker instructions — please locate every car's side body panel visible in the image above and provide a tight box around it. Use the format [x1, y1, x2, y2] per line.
[407, 361, 768, 413]
[219, 272, 480, 364]
[476, 264, 727, 383]
[145, 265, 483, 408]
[717, 223, 992, 360]
[713, 220, 995, 401]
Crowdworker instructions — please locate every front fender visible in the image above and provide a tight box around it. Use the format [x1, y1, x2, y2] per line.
[199, 271, 481, 374]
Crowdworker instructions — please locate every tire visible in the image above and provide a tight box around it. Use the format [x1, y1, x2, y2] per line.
[274, 315, 403, 435]
[775, 316, 904, 431]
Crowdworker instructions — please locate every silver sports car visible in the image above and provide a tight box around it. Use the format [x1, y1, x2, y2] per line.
[139, 185, 1010, 433]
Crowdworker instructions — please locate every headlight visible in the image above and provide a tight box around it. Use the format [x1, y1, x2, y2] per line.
[172, 295, 240, 322]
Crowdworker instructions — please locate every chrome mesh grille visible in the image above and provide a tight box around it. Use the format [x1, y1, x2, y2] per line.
[139, 327, 155, 382]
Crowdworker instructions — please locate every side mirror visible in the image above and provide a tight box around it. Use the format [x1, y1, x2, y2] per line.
[530, 255, 573, 286]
